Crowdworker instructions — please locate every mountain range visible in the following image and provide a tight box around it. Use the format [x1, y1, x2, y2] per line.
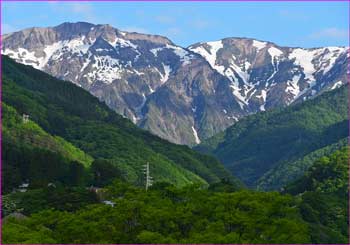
[2, 16, 349, 245]
[2, 22, 348, 145]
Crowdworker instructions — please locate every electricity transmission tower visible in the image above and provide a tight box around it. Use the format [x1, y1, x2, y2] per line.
[143, 162, 153, 191]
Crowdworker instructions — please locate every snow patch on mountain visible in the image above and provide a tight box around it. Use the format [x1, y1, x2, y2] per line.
[268, 47, 283, 58]
[231, 62, 250, 85]
[110, 37, 138, 49]
[256, 90, 267, 111]
[150, 47, 163, 57]
[289, 48, 317, 84]
[252, 40, 267, 52]
[160, 64, 171, 84]
[285, 75, 301, 102]
[331, 80, 343, 90]
[189, 40, 223, 70]
[192, 126, 201, 144]
[230, 84, 248, 109]
[88, 56, 123, 83]
[80, 53, 92, 72]
[319, 47, 346, 74]
[3, 37, 93, 70]
[151, 45, 193, 65]
[3, 48, 43, 69]
[266, 47, 283, 86]
[168, 45, 193, 65]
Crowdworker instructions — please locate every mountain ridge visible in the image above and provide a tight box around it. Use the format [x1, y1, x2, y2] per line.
[196, 84, 348, 188]
[2, 55, 238, 191]
[3, 22, 347, 145]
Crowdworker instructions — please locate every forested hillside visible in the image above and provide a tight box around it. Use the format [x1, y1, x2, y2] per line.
[2, 55, 237, 190]
[3, 147, 348, 244]
[2, 181, 312, 244]
[285, 147, 349, 243]
[197, 85, 348, 188]
[257, 138, 348, 190]
[2, 103, 93, 193]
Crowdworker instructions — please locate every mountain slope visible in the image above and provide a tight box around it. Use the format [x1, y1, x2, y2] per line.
[2, 102, 93, 193]
[3, 103, 93, 167]
[2, 22, 245, 145]
[3, 182, 311, 244]
[256, 138, 348, 190]
[2, 55, 237, 188]
[2, 22, 347, 145]
[196, 84, 348, 188]
[189, 37, 347, 110]
[284, 147, 349, 243]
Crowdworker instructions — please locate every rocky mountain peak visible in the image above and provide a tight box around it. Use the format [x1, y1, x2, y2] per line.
[2, 22, 348, 145]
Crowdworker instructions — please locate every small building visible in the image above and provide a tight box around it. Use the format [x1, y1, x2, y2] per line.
[22, 114, 29, 123]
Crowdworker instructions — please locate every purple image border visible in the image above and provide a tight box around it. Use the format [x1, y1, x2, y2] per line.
[0, 0, 349, 245]
[0, 0, 349, 2]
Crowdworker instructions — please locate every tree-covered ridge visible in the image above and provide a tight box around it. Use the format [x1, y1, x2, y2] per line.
[285, 147, 349, 243]
[196, 84, 348, 188]
[3, 181, 311, 244]
[2, 55, 237, 189]
[3, 103, 93, 167]
[257, 138, 348, 190]
[2, 103, 94, 193]
[285, 147, 349, 195]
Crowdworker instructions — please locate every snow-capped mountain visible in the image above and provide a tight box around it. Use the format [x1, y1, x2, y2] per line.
[2, 22, 348, 145]
[189, 38, 347, 111]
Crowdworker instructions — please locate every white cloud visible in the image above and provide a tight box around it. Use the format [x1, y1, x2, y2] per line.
[309, 28, 347, 39]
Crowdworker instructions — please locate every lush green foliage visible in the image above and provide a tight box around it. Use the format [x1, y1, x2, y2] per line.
[3, 103, 93, 167]
[257, 138, 348, 190]
[3, 186, 99, 217]
[285, 147, 348, 195]
[197, 85, 348, 188]
[2, 103, 92, 193]
[285, 147, 349, 243]
[3, 181, 311, 244]
[2, 55, 236, 189]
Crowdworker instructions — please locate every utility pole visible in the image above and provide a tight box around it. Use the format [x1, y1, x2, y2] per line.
[143, 162, 153, 191]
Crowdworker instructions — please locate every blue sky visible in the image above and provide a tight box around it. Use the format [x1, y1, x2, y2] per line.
[2, 1, 348, 48]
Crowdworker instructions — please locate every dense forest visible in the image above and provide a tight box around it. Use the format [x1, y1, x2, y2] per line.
[2, 56, 349, 244]
[3, 148, 348, 243]
[284, 148, 349, 243]
[196, 84, 348, 189]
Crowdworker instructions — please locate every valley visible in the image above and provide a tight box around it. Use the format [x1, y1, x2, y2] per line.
[1, 16, 348, 244]
[2, 55, 348, 244]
